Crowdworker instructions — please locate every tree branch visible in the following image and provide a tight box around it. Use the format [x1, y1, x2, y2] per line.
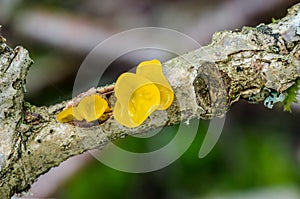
[1, 3, 300, 198]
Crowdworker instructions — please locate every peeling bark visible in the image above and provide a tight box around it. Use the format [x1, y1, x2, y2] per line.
[1, 3, 300, 198]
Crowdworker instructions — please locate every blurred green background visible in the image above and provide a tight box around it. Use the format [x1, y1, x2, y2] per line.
[1, 0, 300, 198]
[55, 104, 300, 199]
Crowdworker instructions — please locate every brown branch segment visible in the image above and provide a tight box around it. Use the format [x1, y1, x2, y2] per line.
[1, 3, 300, 198]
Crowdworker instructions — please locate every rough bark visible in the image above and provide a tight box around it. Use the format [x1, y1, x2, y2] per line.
[1, 3, 300, 198]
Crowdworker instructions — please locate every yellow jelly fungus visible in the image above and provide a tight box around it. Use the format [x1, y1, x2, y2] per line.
[114, 73, 160, 128]
[56, 94, 108, 123]
[136, 59, 174, 110]
[56, 107, 77, 123]
[76, 94, 108, 122]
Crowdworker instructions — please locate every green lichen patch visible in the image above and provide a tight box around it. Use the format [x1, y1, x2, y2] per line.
[283, 77, 300, 112]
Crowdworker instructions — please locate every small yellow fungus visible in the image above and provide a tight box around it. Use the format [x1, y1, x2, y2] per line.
[76, 94, 108, 122]
[56, 94, 108, 123]
[114, 73, 160, 128]
[56, 107, 77, 123]
[136, 59, 174, 110]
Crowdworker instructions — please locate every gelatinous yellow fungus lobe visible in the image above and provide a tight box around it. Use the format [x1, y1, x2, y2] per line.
[136, 59, 174, 110]
[56, 94, 108, 123]
[114, 73, 160, 128]
[76, 94, 108, 122]
[130, 84, 160, 123]
[113, 101, 134, 128]
[56, 107, 77, 123]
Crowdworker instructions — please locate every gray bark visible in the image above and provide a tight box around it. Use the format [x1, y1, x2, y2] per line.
[1, 3, 300, 198]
